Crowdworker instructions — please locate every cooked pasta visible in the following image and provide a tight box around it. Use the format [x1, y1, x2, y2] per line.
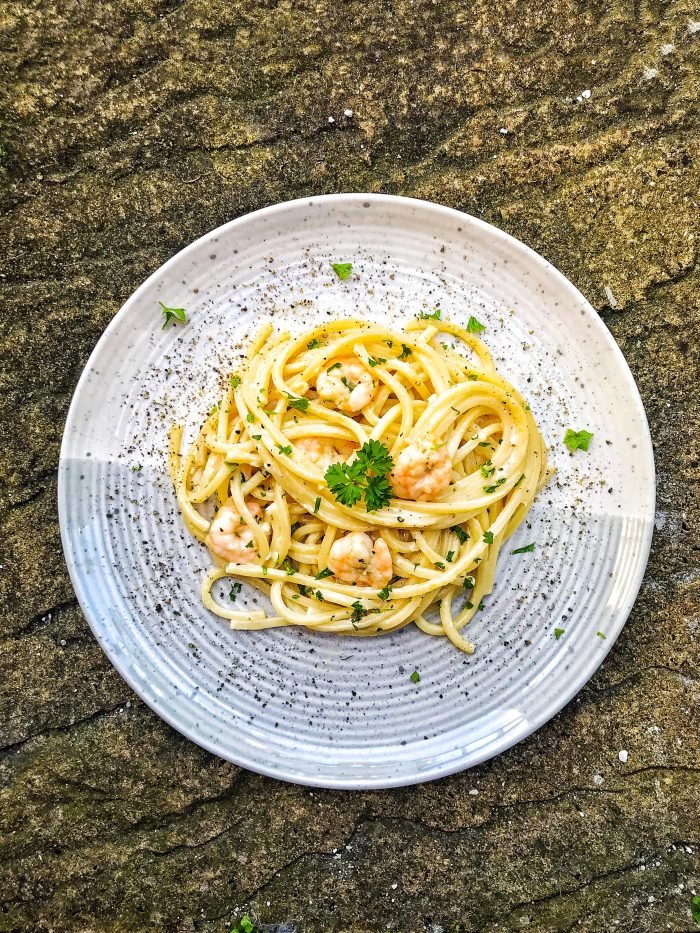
[170, 315, 551, 653]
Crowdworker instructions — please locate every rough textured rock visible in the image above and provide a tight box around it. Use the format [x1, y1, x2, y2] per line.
[1, 0, 699, 931]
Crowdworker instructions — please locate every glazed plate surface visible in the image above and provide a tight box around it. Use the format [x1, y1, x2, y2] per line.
[59, 194, 655, 788]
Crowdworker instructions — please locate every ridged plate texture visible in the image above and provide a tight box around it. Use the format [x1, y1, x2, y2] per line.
[59, 194, 655, 788]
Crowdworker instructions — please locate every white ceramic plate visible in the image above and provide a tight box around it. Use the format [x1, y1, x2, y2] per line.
[59, 194, 655, 788]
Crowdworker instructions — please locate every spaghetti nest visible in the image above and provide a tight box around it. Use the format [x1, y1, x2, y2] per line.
[170, 316, 550, 653]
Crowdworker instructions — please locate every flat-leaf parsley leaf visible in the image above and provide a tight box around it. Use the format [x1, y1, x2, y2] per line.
[564, 428, 593, 452]
[331, 262, 352, 280]
[419, 309, 441, 320]
[160, 301, 188, 329]
[466, 315, 485, 333]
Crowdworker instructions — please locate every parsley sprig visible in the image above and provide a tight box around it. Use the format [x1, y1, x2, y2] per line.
[324, 439, 394, 512]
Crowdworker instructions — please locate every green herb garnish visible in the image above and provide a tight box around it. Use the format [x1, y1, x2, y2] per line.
[463, 576, 475, 589]
[480, 462, 496, 478]
[554, 628, 565, 639]
[446, 551, 455, 562]
[466, 315, 485, 333]
[315, 568, 333, 579]
[483, 531, 494, 544]
[229, 582, 242, 601]
[398, 344, 412, 360]
[326, 362, 342, 372]
[331, 262, 353, 280]
[307, 338, 322, 350]
[314, 497, 321, 514]
[434, 561, 445, 570]
[597, 630, 607, 639]
[160, 301, 188, 328]
[484, 477, 507, 494]
[324, 439, 394, 512]
[377, 584, 392, 600]
[512, 542, 535, 554]
[690, 897, 700, 924]
[246, 413, 255, 423]
[368, 356, 387, 367]
[419, 309, 441, 320]
[351, 600, 367, 625]
[232, 916, 256, 933]
[452, 526, 469, 544]
[564, 428, 593, 452]
[230, 374, 241, 389]
[288, 397, 310, 413]
[410, 670, 420, 683]
[276, 444, 292, 456]
[283, 561, 296, 575]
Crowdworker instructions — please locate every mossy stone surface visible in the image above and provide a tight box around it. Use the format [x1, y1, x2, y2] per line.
[1, 0, 698, 930]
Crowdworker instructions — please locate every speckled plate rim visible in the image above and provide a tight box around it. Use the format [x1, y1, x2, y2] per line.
[59, 193, 656, 788]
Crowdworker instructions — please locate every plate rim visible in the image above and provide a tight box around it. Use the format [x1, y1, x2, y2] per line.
[58, 192, 656, 788]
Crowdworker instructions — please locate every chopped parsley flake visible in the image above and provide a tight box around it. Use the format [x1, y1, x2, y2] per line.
[229, 582, 242, 601]
[483, 531, 494, 544]
[160, 301, 188, 328]
[410, 670, 420, 683]
[307, 338, 322, 350]
[690, 897, 700, 924]
[597, 630, 607, 639]
[326, 362, 342, 372]
[446, 551, 455, 562]
[419, 309, 442, 320]
[276, 444, 292, 456]
[398, 344, 413, 360]
[331, 262, 353, 280]
[464, 600, 474, 610]
[252, 434, 262, 440]
[554, 628, 565, 639]
[466, 315, 485, 333]
[480, 461, 496, 478]
[283, 561, 296, 575]
[368, 356, 387, 367]
[564, 428, 594, 452]
[287, 396, 310, 413]
[246, 413, 255, 423]
[232, 916, 256, 933]
[351, 600, 367, 625]
[463, 576, 475, 589]
[452, 526, 469, 543]
[512, 542, 535, 554]
[434, 561, 446, 570]
[377, 584, 392, 600]
[315, 567, 333, 579]
[484, 477, 507, 493]
[314, 497, 321, 514]
[230, 374, 241, 388]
